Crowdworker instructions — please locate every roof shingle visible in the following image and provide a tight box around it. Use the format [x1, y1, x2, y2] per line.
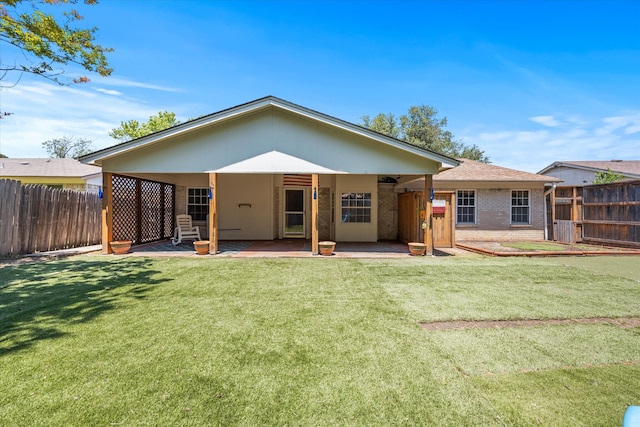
[0, 158, 100, 177]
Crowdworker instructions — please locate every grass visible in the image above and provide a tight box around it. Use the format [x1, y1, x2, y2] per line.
[1, 255, 639, 426]
[501, 241, 615, 252]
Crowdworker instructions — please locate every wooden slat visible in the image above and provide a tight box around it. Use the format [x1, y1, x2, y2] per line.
[582, 220, 640, 226]
[103, 173, 113, 254]
[583, 201, 640, 207]
[22, 185, 36, 253]
[583, 236, 640, 249]
[0, 180, 19, 255]
[10, 181, 22, 254]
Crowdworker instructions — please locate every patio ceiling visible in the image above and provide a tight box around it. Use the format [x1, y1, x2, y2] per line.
[206, 150, 346, 174]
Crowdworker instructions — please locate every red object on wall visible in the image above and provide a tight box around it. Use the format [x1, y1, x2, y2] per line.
[432, 206, 446, 215]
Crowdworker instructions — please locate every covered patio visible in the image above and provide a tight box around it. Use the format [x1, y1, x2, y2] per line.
[125, 239, 464, 258]
[81, 97, 458, 256]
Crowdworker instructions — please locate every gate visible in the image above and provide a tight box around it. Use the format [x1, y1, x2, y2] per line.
[433, 192, 454, 248]
[398, 191, 454, 247]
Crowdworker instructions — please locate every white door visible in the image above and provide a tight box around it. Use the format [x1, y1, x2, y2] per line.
[284, 188, 305, 238]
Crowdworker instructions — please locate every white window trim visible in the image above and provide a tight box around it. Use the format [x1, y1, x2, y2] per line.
[456, 189, 477, 225]
[340, 192, 373, 224]
[510, 189, 531, 225]
[187, 187, 209, 222]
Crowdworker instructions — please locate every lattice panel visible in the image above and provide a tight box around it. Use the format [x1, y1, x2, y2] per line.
[140, 180, 162, 243]
[163, 184, 175, 237]
[112, 175, 138, 242]
[111, 174, 175, 244]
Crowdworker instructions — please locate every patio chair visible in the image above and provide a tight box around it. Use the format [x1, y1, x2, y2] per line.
[171, 214, 201, 245]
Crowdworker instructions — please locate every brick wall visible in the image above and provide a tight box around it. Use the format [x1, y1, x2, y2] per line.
[318, 187, 332, 240]
[456, 187, 546, 241]
[175, 186, 186, 215]
[377, 183, 398, 240]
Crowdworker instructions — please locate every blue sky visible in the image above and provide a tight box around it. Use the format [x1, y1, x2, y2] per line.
[0, 0, 638, 172]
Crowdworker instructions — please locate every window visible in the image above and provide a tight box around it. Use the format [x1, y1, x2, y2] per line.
[511, 190, 530, 224]
[341, 192, 371, 223]
[456, 190, 476, 224]
[187, 188, 209, 221]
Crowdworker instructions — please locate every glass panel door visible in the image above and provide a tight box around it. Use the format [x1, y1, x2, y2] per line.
[284, 189, 305, 237]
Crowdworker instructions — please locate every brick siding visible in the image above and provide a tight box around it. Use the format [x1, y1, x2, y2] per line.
[377, 183, 398, 240]
[455, 188, 546, 241]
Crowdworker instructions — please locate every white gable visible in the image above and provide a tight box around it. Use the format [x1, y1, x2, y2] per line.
[82, 97, 457, 175]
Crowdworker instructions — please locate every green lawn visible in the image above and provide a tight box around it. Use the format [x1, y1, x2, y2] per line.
[1, 255, 639, 426]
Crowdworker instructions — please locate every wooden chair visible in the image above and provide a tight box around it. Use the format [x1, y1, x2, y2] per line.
[171, 214, 201, 245]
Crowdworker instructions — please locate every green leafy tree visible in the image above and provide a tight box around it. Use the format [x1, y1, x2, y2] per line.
[41, 136, 92, 158]
[361, 105, 489, 162]
[0, 0, 113, 86]
[361, 113, 400, 139]
[109, 111, 181, 142]
[593, 168, 624, 184]
[0, 153, 8, 158]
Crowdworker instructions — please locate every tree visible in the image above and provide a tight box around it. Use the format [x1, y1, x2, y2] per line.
[42, 136, 92, 158]
[361, 105, 489, 162]
[593, 168, 624, 184]
[0, 0, 113, 86]
[109, 111, 181, 142]
[0, 153, 8, 158]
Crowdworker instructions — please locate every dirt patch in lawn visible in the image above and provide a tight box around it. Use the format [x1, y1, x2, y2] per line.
[421, 317, 640, 331]
[456, 241, 640, 257]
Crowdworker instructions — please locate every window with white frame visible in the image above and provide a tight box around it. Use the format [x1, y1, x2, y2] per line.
[187, 188, 209, 221]
[511, 190, 530, 224]
[456, 190, 476, 224]
[341, 192, 371, 223]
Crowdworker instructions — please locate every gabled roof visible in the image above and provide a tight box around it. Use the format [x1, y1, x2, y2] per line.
[80, 96, 458, 170]
[435, 159, 562, 183]
[538, 160, 640, 178]
[0, 158, 100, 177]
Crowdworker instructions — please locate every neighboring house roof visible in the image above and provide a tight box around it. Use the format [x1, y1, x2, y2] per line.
[0, 158, 101, 178]
[435, 159, 562, 183]
[538, 160, 640, 179]
[80, 95, 459, 172]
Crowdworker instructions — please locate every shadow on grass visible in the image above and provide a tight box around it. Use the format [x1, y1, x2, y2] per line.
[0, 257, 167, 356]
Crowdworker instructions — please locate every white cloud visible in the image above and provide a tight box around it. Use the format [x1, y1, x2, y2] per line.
[95, 88, 123, 96]
[529, 115, 561, 127]
[0, 80, 179, 157]
[92, 76, 184, 93]
[461, 112, 640, 173]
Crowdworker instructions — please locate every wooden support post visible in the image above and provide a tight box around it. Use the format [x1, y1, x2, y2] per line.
[101, 172, 113, 254]
[209, 173, 218, 254]
[571, 187, 578, 222]
[449, 191, 456, 248]
[423, 174, 433, 256]
[311, 173, 319, 255]
[551, 186, 556, 241]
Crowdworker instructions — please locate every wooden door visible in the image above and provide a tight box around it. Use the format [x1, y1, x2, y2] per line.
[398, 192, 419, 243]
[432, 192, 454, 248]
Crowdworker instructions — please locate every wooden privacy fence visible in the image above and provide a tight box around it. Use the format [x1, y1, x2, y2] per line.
[582, 180, 640, 248]
[0, 179, 101, 256]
